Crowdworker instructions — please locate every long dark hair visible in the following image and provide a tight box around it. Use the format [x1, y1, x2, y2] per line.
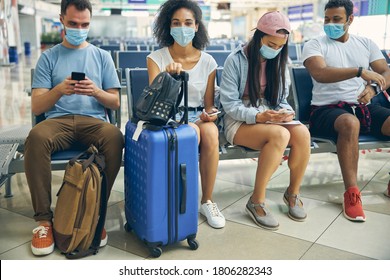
[246, 30, 289, 107]
[153, 0, 209, 50]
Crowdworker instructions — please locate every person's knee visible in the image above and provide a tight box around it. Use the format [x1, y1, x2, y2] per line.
[267, 127, 290, 147]
[25, 127, 51, 150]
[111, 132, 124, 151]
[380, 116, 390, 135]
[335, 114, 360, 130]
[335, 115, 360, 135]
[96, 130, 123, 163]
[200, 123, 219, 141]
[188, 123, 201, 143]
[200, 123, 219, 146]
[103, 126, 124, 144]
[293, 125, 311, 142]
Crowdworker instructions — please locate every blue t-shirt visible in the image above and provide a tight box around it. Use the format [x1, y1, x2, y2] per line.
[32, 43, 120, 121]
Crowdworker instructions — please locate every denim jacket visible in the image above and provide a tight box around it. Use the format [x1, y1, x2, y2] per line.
[219, 44, 292, 126]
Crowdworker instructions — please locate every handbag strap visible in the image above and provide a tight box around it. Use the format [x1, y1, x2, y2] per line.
[174, 71, 189, 125]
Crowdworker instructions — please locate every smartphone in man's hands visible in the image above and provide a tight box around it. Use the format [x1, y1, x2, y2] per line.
[71, 72, 85, 81]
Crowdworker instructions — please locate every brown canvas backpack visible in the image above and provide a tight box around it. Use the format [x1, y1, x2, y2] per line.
[53, 144, 107, 259]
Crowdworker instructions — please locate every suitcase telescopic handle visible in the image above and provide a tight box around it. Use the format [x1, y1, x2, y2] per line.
[180, 71, 189, 124]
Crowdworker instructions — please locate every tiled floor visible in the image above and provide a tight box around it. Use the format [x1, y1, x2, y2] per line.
[1, 50, 390, 260]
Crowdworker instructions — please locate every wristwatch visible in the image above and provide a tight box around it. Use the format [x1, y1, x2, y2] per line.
[370, 83, 381, 95]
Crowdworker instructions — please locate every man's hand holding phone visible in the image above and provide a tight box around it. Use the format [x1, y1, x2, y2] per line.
[69, 72, 99, 97]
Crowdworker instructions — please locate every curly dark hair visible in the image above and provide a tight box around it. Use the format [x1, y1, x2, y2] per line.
[246, 30, 289, 107]
[325, 0, 354, 18]
[153, 0, 209, 49]
[61, 0, 92, 16]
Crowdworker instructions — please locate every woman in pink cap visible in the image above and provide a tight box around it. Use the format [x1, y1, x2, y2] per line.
[219, 11, 310, 230]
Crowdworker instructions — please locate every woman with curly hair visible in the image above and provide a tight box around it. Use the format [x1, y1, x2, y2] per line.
[147, 0, 225, 229]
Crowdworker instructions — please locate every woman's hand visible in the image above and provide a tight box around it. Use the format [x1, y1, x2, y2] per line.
[256, 109, 295, 123]
[165, 62, 183, 75]
[200, 108, 219, 122]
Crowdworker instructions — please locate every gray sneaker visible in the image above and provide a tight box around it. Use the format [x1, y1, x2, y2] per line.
[245, 198, 279, 230]
[283, 190, 307, 221]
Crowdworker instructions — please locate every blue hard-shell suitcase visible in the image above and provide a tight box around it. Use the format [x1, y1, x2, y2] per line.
[124, 123, 199, 257]
[124, 72, 199, 257]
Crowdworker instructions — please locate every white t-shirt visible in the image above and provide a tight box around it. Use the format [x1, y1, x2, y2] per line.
[302, 34, 384, 106]
[147, 47, 217, 107]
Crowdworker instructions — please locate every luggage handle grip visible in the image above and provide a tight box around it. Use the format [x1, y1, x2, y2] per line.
[179, 164, 187, 214]
[173, 71, 189, 125]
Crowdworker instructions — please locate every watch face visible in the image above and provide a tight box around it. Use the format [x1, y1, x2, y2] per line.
[371, 83, 380, 94]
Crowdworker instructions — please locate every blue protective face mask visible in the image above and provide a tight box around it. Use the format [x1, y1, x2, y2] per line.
[65, 27, 89, 46]
[170, 27, 195, 47]
[259, 43, 283, 60]
[323, 23, 347, 39]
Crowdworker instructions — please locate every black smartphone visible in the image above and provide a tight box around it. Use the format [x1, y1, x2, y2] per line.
[71, 72, 85, 81]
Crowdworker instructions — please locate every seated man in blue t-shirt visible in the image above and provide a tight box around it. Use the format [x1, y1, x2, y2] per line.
[25, 0, 124, 256]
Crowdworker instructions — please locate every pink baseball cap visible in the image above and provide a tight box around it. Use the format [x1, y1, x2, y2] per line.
[257, 11, 291, 38]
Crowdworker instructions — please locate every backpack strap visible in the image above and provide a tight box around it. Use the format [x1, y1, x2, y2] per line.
[69, 145, 103, 172]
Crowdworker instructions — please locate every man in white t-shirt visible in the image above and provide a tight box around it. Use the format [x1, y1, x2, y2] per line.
[302, 0, 390, 222]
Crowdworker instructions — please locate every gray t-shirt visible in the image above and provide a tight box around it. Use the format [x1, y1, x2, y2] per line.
[302, 34, 384, 106]
[32, 43, 120, 121]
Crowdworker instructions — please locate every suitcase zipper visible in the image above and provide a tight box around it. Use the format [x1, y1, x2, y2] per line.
[165, 128, 175, 244]
[172, 129, 179, 243]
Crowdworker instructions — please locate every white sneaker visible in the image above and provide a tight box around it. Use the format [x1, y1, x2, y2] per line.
[99, 228, 108, 247]
[200, 200, 225, 229]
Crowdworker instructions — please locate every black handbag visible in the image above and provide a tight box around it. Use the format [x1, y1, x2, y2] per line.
[135, 71, 187, 126]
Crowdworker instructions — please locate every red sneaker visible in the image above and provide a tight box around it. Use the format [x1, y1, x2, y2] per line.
[343, 186, 366, 222]
[31, 225, 55, 256]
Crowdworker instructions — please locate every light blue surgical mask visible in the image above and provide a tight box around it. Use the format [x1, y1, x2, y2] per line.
[65, 27, 89, 46]
[170, 27, 195, 47]
[259, 43, 283, 60]
[323, 23, 347, 39]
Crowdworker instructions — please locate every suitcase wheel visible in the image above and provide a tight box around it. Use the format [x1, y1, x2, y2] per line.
[149, 247, 162, 258]
[187, 238, 199, 250]
[124, 222, 132, 232]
